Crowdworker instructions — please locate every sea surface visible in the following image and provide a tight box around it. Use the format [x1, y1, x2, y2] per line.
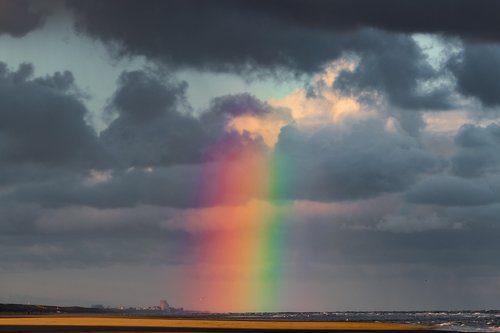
[170, 311, 500, 332]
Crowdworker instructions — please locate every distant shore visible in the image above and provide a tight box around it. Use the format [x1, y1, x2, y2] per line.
[0, 315, 446, 332]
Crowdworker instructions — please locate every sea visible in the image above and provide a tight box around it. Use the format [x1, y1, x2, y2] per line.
[173, 311, 500, 332]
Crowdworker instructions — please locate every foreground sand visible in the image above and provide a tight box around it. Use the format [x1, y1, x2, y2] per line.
[0, 315, 442, 332]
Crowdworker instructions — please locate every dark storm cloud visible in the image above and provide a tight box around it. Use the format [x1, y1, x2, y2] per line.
[5, 0, 500, 48]
[333, 31, 452, 111]
[241, 0, 500, 42]
[274, 121, 443, 201]
[66, 0, 500, 71]
[100, 70, 205, 167]
[67, 0, 344, 74]
[0, 0, 48, 37]
[447, 43, 500, 108]
[452, 123, 500, 177]
[110, 70, 188, 121]
[0, 62, 107, 172]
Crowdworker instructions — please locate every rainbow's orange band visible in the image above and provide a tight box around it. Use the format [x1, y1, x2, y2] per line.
[190, 143, 288, 312]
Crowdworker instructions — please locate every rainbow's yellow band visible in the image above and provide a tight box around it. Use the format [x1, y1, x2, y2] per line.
[191, 145, 289, 311]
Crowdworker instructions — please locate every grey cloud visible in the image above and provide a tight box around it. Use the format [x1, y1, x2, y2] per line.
[33, 70, 76, 93]
[334, 32, 452, 111]
[452, 123, 500, 177]
[3, 167, 197, 209]
[377, 213, 455, 234]
[0, 71, 286, 210]
[448, 43, 500, 108]
[202, 93, 276, 120]
[101, 112, 204, 167]
[100, 70, 205, 167]
[101, 70, 278, 167]
[282, 204, 500, 287]
[4, 156, 272, 209]
[0, 223, 190, 268]
[274, 121, 443, 201]
[0, 200, 191, 268]
[198, 92, 279, 146]
[448, 203, 500, 224]
[0, 62, 108, 172]
[0, 0, 48, 37]
[4, 195, 500, 277]
[109, 70, 188, 122]
[198, 93, 282, 159]
[5, 119, 443, 209]
[0, 203, 41, 234]
[388, 107, 426, 137]
[405, 175, 500, 206]
[0, 164, 67, 186]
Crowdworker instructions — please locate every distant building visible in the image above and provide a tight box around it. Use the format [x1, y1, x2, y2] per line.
[160, 300, 170, 311]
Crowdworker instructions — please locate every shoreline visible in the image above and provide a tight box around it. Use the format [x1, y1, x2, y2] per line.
[0, 315, 446, 332]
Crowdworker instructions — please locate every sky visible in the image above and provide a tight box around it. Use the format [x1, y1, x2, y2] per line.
[1, 0, 500, 312]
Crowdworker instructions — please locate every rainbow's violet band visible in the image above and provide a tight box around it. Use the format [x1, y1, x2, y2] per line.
[191, 143, 289, 312]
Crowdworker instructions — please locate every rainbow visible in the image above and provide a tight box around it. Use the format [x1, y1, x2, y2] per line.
[189, 139, 288, 312]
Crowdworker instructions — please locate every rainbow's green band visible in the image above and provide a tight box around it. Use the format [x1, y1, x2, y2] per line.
[193, 147, 289, 312]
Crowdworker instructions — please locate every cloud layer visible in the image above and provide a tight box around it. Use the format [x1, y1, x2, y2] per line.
[2, 0, 500, 311]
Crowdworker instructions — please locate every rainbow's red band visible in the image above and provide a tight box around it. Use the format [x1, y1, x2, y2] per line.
[190, 143, 287, 312]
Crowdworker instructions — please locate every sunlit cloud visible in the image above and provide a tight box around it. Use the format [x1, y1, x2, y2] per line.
[269, 60, 376, 129]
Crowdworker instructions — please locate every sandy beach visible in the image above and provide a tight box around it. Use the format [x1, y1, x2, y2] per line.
[0, 315, 442, 332]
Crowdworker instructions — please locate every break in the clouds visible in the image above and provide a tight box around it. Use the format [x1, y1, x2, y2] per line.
[2, 0, 500, 311]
